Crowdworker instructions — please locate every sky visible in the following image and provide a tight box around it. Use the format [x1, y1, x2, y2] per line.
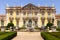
[0, 0, 60, 14]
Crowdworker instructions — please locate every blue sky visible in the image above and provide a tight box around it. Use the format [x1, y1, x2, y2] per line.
[0, 0, 60, 14]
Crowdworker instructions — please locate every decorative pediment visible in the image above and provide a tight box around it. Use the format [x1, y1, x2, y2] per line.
[22, 3, 39, 10]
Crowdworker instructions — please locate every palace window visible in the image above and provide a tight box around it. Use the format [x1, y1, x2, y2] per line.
[23, 20, 25, 25]
[35, 21, 37, 25]
[23, 12, 26, 15]
[10, 11, 13, 15]
[16, 11, 19, 15]
[48, 12, 50, 16]
[1, 20, 4, 27]
[35, 12, 38, 15]
[48, 20, 50, 23]
[41, 11, 45, 16]
[57, 21, 60, 28]
[42, 13, 44, 15]
[48, 13, 50, 15]
[10, 20, 13, 23]
[16, 21, 19, 26]
[42, 20, 44, 26]
[35, 21, 38, 26]
[52, 18, 54, 23]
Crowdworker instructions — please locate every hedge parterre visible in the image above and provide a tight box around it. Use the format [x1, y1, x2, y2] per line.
[41, 32, 60, 40]
[47, 32, 60, 39]
[0, 31, 17, 40]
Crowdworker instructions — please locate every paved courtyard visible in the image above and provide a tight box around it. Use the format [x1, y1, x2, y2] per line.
[12, 32, 44, 40]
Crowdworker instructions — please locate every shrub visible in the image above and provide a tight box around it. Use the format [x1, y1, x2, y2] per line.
[41, 32, 60, 40]
[46, 22, 53, 29]
[6, 22, 14, 28]
[0, 32, 17, 40]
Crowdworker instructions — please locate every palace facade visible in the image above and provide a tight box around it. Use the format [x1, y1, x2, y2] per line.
[0, 3, 60, 28]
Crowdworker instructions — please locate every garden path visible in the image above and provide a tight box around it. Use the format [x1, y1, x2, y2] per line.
[12, 32, 44, 40]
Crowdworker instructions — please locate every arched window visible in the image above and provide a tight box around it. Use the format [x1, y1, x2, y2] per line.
[10, 11, 13, 15]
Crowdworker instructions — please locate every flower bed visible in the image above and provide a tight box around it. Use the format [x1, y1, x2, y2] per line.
[0, 32, 17, 40]
[41, 32, 60, 40]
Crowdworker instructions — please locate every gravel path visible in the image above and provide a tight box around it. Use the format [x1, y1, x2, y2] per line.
[12, 32, 44, 40]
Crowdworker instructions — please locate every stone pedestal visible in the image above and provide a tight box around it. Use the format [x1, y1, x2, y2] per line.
[1, 28, 5, 32]
[10, 26, 14, 31]
[52, 26, 56, 32]
[52, 28, 56, 32]
[10, 27, 12, 31]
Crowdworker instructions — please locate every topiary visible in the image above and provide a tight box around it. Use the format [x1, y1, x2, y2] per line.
[6, 22, 14, 28]
[46, 22, 53, 29]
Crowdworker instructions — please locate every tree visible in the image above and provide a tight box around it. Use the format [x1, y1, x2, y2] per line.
[6, 22, 14, 28]
[46, 22, 53, 29]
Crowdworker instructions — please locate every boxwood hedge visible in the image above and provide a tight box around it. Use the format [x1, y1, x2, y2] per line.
[56, 28, 60, 31]
[41, 32, 60, 40]
[48, 32, 60, 39]
[0, 32, 17, 40]
[0, 32, 6, 35]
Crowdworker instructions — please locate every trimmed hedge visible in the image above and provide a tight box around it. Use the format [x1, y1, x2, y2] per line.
[0, 32, 17, 40]
[6, 22, 14, 28]
[56, 28, 60, 31]
[48, 32, 60, 39]
[0, 32, 7, 35]
[41, 32, 60, 40]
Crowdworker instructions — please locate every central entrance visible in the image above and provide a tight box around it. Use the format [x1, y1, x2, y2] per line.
[28, 19, 32, 27]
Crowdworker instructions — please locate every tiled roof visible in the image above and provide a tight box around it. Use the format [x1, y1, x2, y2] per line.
[55, 14, 60, 19]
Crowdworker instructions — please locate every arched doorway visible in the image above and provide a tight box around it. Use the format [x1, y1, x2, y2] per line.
[28, 19, 32, 27]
